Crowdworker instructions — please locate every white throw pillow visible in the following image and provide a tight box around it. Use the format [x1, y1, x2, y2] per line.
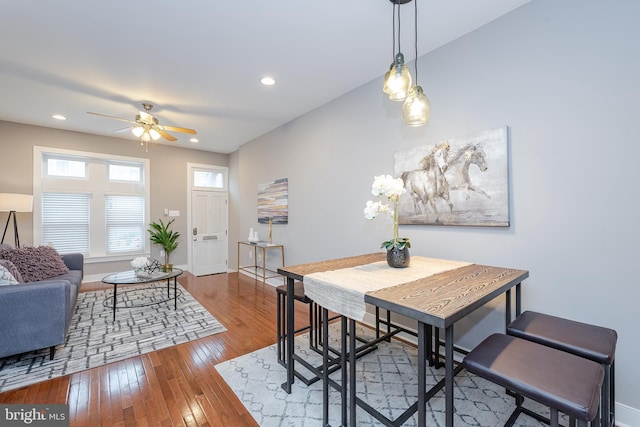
[0, 265, 19, 285]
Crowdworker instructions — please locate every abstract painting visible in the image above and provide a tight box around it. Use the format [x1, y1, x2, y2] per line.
[258, 178, 288, 224]
[394, 127, 509, 226]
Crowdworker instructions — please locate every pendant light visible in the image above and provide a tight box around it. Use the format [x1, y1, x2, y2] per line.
[402, 0, 430, 126]
[383, 0, 412, 101]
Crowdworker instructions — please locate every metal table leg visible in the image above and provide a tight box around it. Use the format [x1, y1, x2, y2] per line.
[281, 276, 295, 393]
[418, 322, 427, 426]
[445, 325, 454, 427]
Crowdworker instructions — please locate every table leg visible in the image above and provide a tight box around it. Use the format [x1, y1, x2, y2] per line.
[349, 318, 357, 427]
[112, 285, 117, 321]
[174, 277, 177, 310]
[516, 283, 521, 317]
[341, 316, 347, 426]
[445, 325, 454, 427]
[418, 322, 427, 426]
[281, 276, 295, 393]
[322, 308, 330, 425]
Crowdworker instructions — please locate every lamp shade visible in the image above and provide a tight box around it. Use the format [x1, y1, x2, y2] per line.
[0, 193, 33, 212]
[132, 126, 145, 137]
[402, 86, 431, 127]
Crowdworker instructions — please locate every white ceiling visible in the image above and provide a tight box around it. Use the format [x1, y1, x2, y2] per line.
[0, 1, 530, 154]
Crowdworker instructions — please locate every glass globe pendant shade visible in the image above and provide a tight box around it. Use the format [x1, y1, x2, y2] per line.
[386, 53, 412, 101]
[140, 131, 151, 142]
[402, 85, 431, 127]
[131, 126, 144, 137]
[149, 128, 161, 140]
[382, 63, 394, 95]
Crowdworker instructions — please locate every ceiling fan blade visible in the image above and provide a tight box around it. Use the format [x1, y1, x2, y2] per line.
[159, 125, 197, 135]
[87, 112, 136, 124]
[157, 129, 177, 142]
[113, 126, 134, 133]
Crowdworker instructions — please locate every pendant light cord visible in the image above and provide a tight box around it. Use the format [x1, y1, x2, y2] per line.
[414, 0, 418, 84]
[397, 3, 402, 56]
[391, 3, 397, 61]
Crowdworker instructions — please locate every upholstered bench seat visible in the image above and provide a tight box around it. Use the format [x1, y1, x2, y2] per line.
[463, 333, 603, 426]
[507, 311, 617, 427]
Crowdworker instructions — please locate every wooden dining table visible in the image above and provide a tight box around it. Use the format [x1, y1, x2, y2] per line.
[278, 252, 529, 427]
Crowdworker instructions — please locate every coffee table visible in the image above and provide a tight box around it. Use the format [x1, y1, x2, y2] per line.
[101, 268, 183, 320]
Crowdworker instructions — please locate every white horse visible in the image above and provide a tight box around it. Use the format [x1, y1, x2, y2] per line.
[401, 142, 452, 215]
[444, 144, 490, 199]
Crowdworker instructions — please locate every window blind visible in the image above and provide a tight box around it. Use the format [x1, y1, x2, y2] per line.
[41, 192, 90, 254]
[105, 195, 145, 253]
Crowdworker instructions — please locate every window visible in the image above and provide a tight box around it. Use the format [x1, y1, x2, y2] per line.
[105, 195, 145, 253]
[193, 170, 224, 189]
[41, 193, 90, 254]
[34, 146, 150, 260]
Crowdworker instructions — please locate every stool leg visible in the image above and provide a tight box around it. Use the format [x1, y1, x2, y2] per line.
[550, 408, 559, 427]
[277, 292, 284, 364]
[611, 361, 615, 427]
[602, 363, 610, 427]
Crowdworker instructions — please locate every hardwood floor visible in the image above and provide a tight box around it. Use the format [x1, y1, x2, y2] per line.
[0, 272, 312, 426]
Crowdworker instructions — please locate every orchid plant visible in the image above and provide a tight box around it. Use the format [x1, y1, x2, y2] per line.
[364, 174, 411, 251]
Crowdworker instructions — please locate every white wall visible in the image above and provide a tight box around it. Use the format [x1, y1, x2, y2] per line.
[234, 0, 640, 422]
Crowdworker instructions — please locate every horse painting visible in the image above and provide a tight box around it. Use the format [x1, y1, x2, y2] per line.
[400, 142, 452, 216]
[394, 126, 510, 226]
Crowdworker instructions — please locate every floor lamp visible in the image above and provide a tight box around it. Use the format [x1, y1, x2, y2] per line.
[0, 193, 33, 248]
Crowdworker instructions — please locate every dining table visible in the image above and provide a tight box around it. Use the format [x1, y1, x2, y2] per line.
[278, 252, 529, 427]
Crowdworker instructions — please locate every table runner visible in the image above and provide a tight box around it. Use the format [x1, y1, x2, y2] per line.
[303, 256, 471, 320]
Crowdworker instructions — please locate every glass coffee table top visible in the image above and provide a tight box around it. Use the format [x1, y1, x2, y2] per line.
[102, 268, 183, 285]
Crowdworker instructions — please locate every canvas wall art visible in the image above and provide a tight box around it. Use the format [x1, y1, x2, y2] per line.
[258, 178, 288, 224]
[394, 127, 510, 226]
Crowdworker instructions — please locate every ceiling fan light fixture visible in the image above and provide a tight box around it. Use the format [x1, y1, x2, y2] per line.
[149, 128, 161, 140]
[132, 126, 144, 137]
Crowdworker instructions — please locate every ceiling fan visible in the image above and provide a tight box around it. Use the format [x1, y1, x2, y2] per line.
[87, 103, 197, 147]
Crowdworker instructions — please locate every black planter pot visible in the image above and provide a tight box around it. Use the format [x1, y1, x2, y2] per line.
[386, 246, 410, 268]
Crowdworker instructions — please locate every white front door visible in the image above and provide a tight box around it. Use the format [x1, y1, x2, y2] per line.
[188, 164, 228, 276]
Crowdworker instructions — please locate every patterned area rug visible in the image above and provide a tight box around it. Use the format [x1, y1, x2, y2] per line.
[216, 324, 554, 427]
[0, 282, 226, 393]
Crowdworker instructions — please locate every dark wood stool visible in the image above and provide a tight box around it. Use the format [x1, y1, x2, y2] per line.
[463, 333, 603, 427]
[507, 311, 617, 427]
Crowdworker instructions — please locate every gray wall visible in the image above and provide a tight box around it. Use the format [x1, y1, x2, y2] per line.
[0, 120, 229, 278]
[235, 0, 640, 420]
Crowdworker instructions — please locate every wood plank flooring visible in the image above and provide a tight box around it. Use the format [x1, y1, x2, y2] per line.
[0, 272, 312, 426]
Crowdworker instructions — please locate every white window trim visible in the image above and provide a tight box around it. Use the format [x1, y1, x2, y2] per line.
[33, 146, 151, 263]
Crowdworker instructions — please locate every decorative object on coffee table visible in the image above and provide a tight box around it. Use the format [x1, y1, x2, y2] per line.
[148, 218, 181, 272]
[364, 174, 411, 268]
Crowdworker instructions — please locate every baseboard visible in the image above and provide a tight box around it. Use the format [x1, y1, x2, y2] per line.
[615, 402, 640, 427]
[237, 269, 283, 287]
[361, 313, 638, 427]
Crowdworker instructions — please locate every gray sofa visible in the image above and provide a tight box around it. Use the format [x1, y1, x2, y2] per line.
[0, 252, 83, 360]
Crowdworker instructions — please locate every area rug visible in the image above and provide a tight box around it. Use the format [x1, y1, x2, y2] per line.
[216, 324, 555, 427]
[0, 282, 226, 393]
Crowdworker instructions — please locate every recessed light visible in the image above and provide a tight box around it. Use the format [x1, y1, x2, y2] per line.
[51, 114, 67, 120]
[260, 76, 276, 86]
[190, 138, 199, 143]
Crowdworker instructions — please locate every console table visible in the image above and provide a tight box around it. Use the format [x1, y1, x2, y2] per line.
[237, 241, 285, 283]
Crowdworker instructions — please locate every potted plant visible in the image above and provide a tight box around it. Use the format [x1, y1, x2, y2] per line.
[364, 174, 411, 268]
[148, 219, 181, 272]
